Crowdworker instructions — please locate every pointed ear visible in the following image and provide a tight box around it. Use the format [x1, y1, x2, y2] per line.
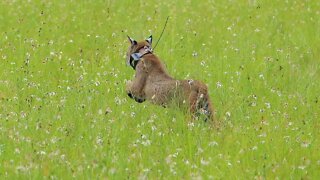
[127, 35, 137, 45]
[146, 35, 152, 45]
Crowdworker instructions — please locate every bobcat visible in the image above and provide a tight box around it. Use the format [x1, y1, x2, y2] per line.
[125, 35, 216, 123]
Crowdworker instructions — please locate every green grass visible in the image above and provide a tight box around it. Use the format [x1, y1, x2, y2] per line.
[1, 0, 319, 179]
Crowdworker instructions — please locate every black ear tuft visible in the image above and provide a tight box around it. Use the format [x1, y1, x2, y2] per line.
[127, 35, 137, 45]
[146, 35, 152, 45]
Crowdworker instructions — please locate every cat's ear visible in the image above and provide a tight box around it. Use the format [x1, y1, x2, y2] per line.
[145, 35, 152, 45]
[127, 35, 137, 45]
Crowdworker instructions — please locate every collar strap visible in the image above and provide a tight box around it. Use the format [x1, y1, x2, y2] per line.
[129, 46, 153, 70]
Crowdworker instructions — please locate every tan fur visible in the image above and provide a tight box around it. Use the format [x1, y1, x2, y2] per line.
[126, 37, 216, 124]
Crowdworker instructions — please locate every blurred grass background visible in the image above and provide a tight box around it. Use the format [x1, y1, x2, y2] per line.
[0, 0, 319, 179]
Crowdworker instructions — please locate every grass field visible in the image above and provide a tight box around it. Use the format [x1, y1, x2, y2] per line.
[1, 0, 319, 179]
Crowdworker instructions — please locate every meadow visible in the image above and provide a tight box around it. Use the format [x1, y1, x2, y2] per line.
[0, 0, 319, 179]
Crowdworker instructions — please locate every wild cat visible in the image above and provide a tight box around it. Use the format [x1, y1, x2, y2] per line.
[125, 35, 216, 124]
